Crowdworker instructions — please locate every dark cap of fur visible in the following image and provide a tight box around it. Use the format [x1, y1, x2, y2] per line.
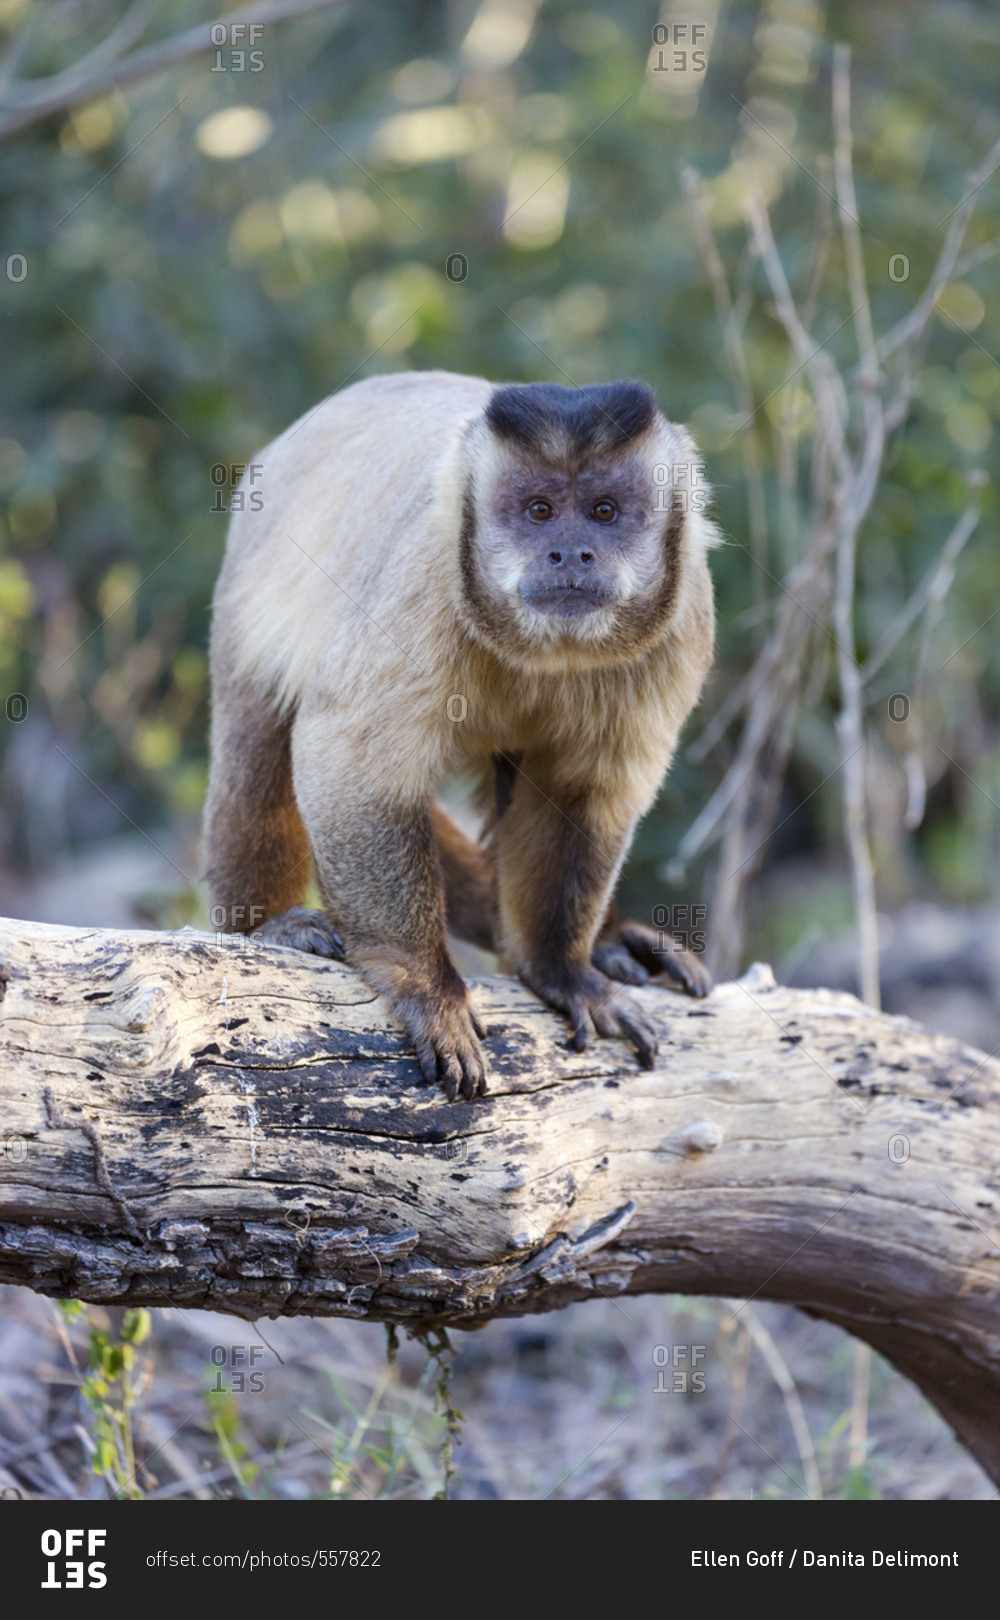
[485, 379, 657, 460]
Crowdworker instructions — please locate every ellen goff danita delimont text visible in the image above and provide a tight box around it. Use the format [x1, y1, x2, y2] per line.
[691, 1549, 960, 1568]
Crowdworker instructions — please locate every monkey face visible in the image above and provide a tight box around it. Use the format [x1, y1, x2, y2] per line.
[457, 380, 710, 669]
[487, 460, 665, 623]
[460, 457, 685, 669]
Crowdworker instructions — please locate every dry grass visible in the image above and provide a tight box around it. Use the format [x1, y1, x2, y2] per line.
[0, 1282, 991, 1501]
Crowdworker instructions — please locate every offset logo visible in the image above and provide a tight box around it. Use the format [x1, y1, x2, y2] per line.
[40, 1529, 107, 1589]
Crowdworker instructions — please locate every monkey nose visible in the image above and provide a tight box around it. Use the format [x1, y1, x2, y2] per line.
[547, 549, 596, 567]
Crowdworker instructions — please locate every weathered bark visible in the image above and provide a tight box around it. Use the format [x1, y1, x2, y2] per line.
[1, 917, 999, 1482]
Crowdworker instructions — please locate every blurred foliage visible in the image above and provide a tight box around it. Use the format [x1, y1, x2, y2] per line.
[203, 1384, 262, 1496]
[0, 0, 997, 944]
[57, 1299, 152, 1497]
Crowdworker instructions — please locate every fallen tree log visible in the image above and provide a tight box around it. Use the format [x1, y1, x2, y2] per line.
[1, 917, 999, 1482]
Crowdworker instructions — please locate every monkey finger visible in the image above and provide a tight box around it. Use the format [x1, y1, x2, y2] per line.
[689, 963, 713, 997]
[617, 922, 664, 975]
[437, 1049, 463, 1103]
[453, 1044, 474, 1101]
[569, 1005, 595, 1053]
[657, 951, 712, 998]
[458, 1039, 488, 1100]
[414, 1037, 441, 1090]
[470, 1009, 487, 1041]
[666, 953, 694, 988]
[592, 941, 650, 986]
[617, 1009, 658, 1070]
[620, 960, 651, 987]
[590, 1001, 623, 1041]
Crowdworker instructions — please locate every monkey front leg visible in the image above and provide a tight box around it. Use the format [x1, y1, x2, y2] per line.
[309, 800, 486, 1099]
[292, 726, 486, 1098]
[493, 766, 659, 1069]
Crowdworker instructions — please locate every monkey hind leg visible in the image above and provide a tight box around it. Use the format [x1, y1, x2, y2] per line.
[432, 802, 496, 952]
[203, 683, 320, 939]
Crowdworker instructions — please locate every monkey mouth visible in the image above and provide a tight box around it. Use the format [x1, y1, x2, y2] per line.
[519, 583, 617, 618]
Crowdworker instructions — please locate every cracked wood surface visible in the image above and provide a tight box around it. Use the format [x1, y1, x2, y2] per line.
[1, 917, 999, 1482]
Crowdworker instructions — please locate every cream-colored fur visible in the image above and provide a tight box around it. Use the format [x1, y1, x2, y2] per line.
[206, 369, 718, 1096]
[215, 369, 717, 812]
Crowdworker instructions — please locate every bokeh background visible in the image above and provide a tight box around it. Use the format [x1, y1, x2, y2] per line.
[0, 0, 997, 1500]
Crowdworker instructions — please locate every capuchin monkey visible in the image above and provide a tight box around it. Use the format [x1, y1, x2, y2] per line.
[203, 370, 717, 1101]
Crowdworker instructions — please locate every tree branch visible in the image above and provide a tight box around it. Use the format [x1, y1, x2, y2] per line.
[2, 919, 1000, 1484]
[0, 0, 346, 140]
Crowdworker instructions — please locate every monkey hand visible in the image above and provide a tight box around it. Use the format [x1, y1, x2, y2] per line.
[393, 980, 488, 1102]
[593, 921, 712, 999]
[522, 964, 659, 1070]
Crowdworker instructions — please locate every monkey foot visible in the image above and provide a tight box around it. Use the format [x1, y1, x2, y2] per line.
[252, 905, 345, 959]
[524, 964, 659, 1070]
[597, 921, 712, 999]
[591, 939, 652, 986]
[651, 941, 713, 998]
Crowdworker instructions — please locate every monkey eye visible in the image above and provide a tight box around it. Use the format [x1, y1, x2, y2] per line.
[526, 499, 554, 521]
[590, 500, 618, 523]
